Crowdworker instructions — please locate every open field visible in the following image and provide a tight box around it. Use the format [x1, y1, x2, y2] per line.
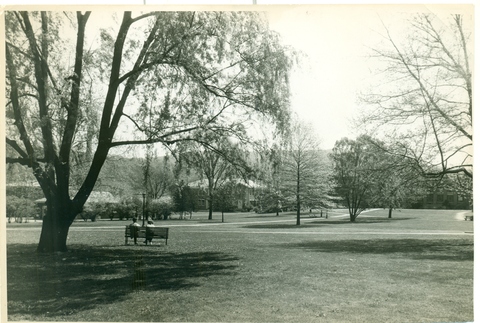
[6, 209, 473, 322]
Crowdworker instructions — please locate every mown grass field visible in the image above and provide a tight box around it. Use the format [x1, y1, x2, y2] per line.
[6, 208, 474, 322]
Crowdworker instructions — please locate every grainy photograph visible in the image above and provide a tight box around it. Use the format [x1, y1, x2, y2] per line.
[2, 3, 474, 322]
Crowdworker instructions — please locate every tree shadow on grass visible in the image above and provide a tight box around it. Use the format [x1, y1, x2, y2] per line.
[242, 217, 411, 229]
[305, 217, 412, 225]
[242, 223, 306, 229]
[246, 214, 291, 219]
[285, 238, 473, 261]
[7, 244, 239, 318]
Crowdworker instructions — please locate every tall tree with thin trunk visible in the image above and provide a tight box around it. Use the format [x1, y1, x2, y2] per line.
[280, 121, 329, 225]
[5, 10, 293, 252]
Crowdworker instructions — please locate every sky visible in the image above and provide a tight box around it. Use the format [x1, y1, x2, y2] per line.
[266, 4, 474, 149]
[2, 1, 475, 151]
[267, 6, 380, 148]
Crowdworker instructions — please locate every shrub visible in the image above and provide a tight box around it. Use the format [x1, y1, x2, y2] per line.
[149, 197, 174, 220]
[78, 201, 117, 222]
[6, 196, 36, 223]
[109, 197, 142, 221]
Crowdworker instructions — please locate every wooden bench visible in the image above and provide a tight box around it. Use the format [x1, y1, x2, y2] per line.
[464, 215, 473, 221]
[125, 226, 169, 245]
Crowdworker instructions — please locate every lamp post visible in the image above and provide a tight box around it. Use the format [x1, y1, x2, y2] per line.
[142, 193, 146, 227]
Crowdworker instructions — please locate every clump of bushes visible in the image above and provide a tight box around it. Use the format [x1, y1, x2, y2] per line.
[78, 203, 108, 222]
[148, 196, 174, 220]
[113, 198, 141, 221]
[6, 196, 36, 223]
[75, 195, 176, 222]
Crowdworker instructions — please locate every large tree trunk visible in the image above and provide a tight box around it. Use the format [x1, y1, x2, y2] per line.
[35, 146, 107, 253]
[37, 215, 71, 253]
[36, 197, 77, 253]
[388, 207, 393, 218]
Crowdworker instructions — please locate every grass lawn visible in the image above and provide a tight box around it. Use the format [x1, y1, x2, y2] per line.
[6, 208, 473, 322]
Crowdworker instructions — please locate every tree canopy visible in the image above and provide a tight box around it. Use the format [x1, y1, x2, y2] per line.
[330, 136, 380, 221]
[331, 135, 429, 221]
[5, 10, 294, 252]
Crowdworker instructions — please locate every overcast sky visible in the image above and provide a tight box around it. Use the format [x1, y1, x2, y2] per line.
[267, 6, 379, 149]
[266, 4, 474, 149]
[1, 2, 475, 151]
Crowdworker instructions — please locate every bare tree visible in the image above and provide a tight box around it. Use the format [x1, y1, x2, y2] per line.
[279, 120, 329, 225]
[360, 13, 472, 184]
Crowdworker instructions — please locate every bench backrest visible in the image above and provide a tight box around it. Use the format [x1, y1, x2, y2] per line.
[147, 227, 168, 238]
[129, 225, 139, 237]
[126, 226, 168, 237]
